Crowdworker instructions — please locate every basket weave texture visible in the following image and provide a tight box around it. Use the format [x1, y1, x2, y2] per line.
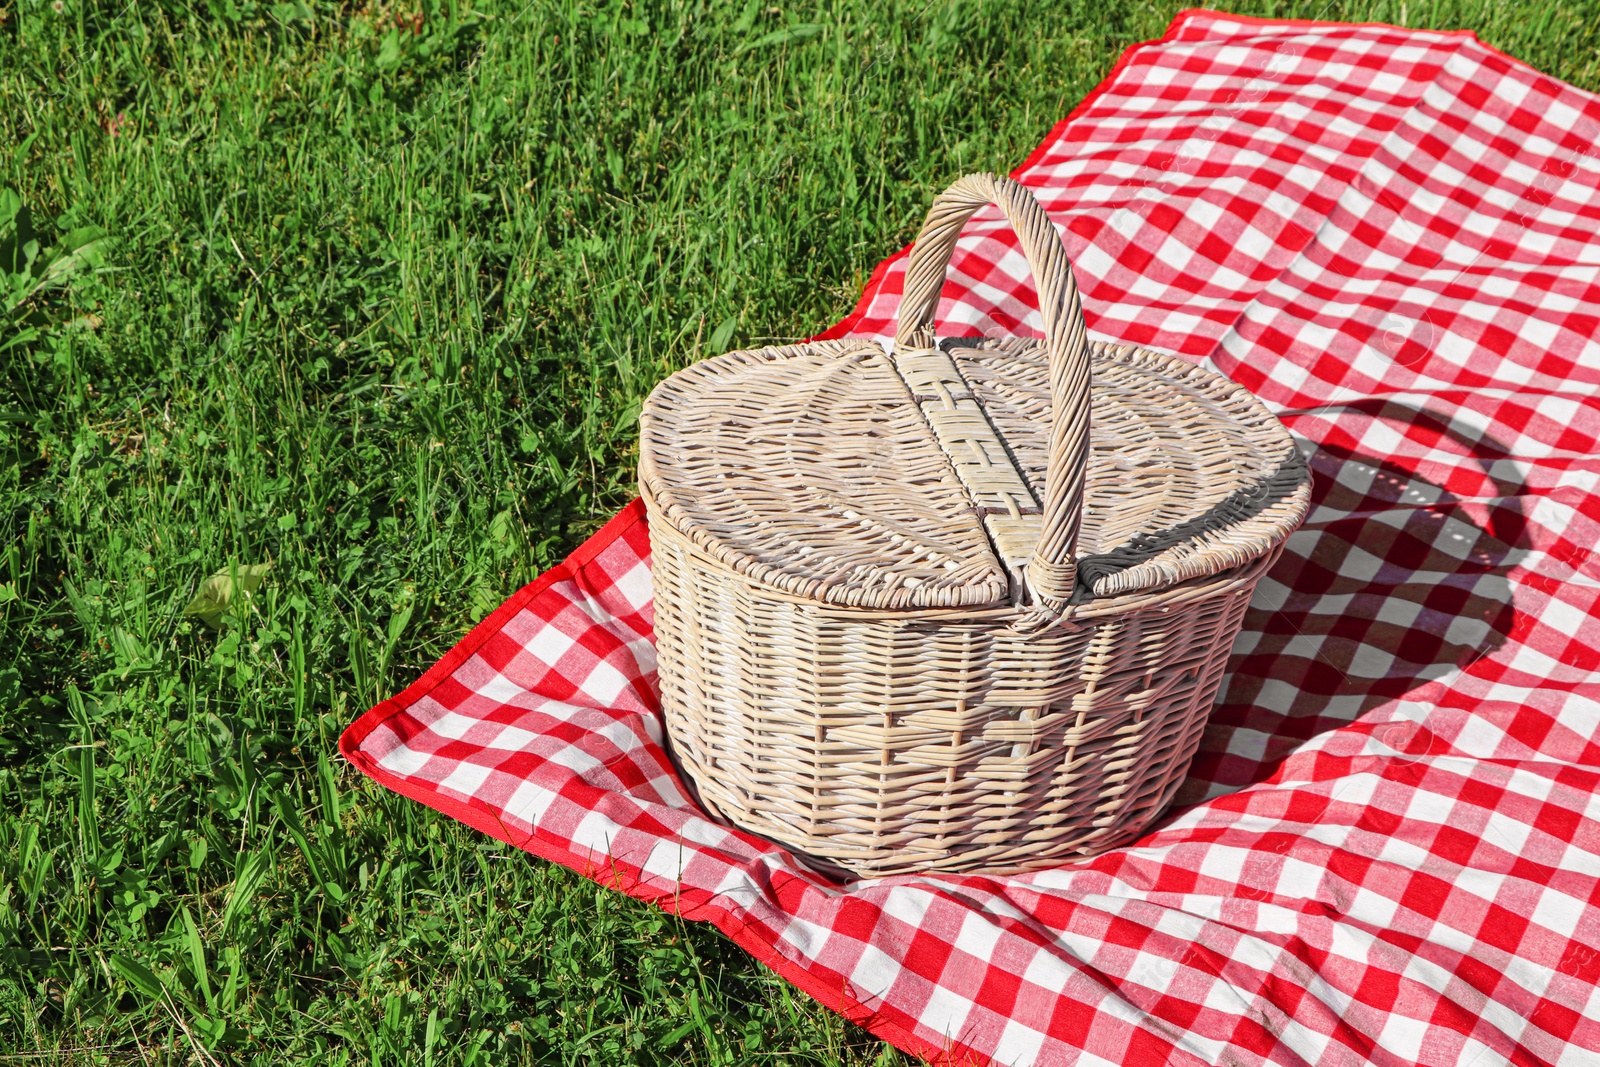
[639, 174, 1311, 875]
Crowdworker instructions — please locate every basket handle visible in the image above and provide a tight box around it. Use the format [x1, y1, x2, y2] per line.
[894, 173, 1091, 611]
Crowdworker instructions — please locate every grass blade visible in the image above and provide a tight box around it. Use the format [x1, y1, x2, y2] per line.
[181, 906, 216, 1013]
[220, 852, 270, 938]
[110, 955, 167, 1002]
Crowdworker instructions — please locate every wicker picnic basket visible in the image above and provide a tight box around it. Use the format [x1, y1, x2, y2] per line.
[639, 174, 1311, 876]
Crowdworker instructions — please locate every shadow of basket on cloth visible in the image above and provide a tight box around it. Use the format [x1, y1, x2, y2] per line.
[1175, 397, 1531, 807]
[639, 173, 1313, 877]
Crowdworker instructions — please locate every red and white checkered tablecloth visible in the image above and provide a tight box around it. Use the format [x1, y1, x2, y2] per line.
[342, 10, 1600, 1064]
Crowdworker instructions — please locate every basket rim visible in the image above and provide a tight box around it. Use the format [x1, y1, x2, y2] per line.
[642, 494, 1290, 623]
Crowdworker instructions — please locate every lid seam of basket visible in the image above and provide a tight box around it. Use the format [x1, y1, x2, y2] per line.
[939, 335, 1056, 519]
[887, 336, 1049, 608]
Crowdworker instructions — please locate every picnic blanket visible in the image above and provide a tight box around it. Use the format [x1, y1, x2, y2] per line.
[341, 10, 1600, 1065]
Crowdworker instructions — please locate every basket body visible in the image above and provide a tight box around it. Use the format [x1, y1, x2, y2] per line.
[649, 490, 1279, 876]
[641, 333, 1307, 876]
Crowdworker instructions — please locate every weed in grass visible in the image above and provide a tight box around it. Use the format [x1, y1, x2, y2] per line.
[0, 0, 1595, 1061]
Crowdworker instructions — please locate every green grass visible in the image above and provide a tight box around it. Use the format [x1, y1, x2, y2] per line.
[1, 0, 1596, 1061]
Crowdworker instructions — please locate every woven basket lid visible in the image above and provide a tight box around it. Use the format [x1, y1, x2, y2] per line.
[638, 175, 1310, 614]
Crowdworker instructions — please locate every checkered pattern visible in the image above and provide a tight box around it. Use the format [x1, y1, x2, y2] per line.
[342, 12, 1600, 1065]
